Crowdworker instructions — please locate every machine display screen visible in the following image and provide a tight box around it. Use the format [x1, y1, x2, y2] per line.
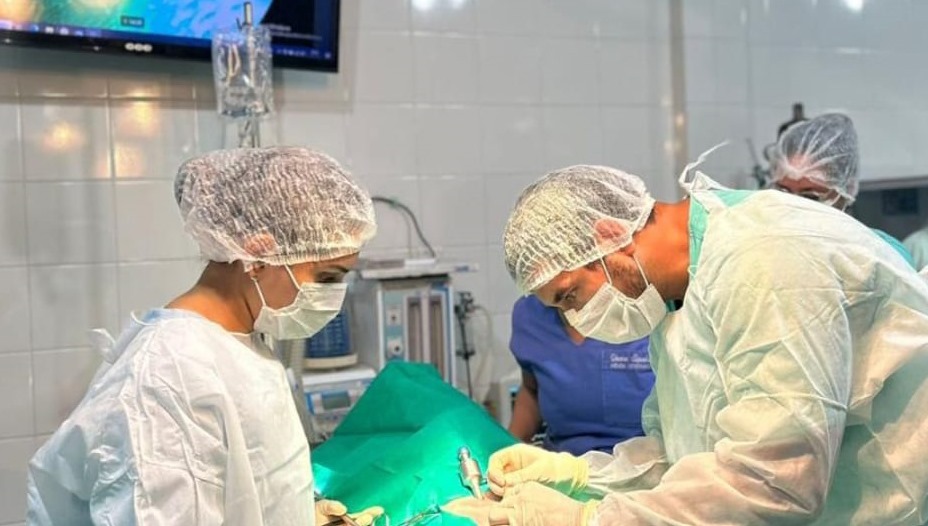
[0, 0, 340, 71]
[321, 391, 351, 411]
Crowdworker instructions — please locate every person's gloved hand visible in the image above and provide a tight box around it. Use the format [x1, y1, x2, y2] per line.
[443, 482, 598, 526]
[443, 497, 502, 526]
[314, 499, 384, 526]
[487, 444, 588, 497]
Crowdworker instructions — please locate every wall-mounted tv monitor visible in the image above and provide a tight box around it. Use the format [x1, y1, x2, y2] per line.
[0, 0, 340, 72]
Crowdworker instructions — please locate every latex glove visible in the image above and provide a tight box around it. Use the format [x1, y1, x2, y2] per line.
[315, 499, 384, 526]
[444, 482, 598, 526]
[487, 444, 588, 497]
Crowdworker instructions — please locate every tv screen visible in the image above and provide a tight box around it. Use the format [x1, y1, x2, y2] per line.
[0, 0, 340, 72]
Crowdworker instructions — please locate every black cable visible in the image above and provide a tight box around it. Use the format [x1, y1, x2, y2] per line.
[456, 311, 474, 399]
[455, 292, 476, 399]
[371, 196, 437, 258]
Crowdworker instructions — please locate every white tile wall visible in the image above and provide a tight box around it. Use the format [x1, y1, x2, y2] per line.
[353, 31, 416, 103]
[598, 40, 654, 105]
[0, 104, 22, 181]
[601, 106, 655, 175]
[110, 102, 198, 179]
[479, 106, 545, 174]
[346, 103, 418, 176]
[477, 36, 543, 104]
[541, 39, 600, 105]
[414, 106, 482, 175]
[20, 101, 111, 181]
[411, 0, 477, 33]
[482, 173, 538, 244]
[474, 0, 543, 36]
[29, 264, 120, 351]
[684, 0, 928, 184]
[0, 354, 33, 439]
[746, 0, 817, 46]
[114, 181, 198, 262]
[25, 182, 118, 265]
[32, 348, 102, 434]
[542, 106, 605, 168]
[485, 244, 522, 316]
[413, 35, 480, 103]
[17, 64, 109, 100]
[0, 52, 20, 97]
[419, 175, 488, 247]
[0, 1, 675, 521]
[276, 104, 350, 161]
[117, 259, 206, 316]
[0, 438, 37, 524]
[361, 176, 423, 254]
[0, 268, 31, 354]
[107, 67, 197, 101]
[0, 184, 27, 267]
[350, 0, 410, 31]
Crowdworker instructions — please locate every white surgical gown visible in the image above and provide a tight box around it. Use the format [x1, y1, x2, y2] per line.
[26, 309, 314, 525]
[583, 188, 928, 525]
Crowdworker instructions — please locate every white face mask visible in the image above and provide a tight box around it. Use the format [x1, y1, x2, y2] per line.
[564, 256, 667, 344]
[252, 266, 347, 340]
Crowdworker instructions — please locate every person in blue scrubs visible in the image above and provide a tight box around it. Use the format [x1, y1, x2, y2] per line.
[770, 112, 916, 266]
[507, 295, 654, 455]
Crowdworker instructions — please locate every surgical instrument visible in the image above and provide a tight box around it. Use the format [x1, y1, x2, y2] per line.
[458, 446, 484, 500]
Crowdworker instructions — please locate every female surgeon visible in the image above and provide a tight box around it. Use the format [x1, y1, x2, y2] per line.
[26, 147, 382, 526]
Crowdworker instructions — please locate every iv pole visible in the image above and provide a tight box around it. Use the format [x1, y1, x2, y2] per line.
[238, 2, 260, 147]
[212, 1, 274, 148]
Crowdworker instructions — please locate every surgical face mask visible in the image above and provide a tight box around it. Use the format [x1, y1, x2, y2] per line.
[252, 266, 347, 340]
[564, 256, 667, 344]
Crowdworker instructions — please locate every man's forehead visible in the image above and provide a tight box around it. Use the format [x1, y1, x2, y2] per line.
[778, 173, 829, 192]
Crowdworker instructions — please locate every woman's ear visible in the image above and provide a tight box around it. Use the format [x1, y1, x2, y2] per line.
[242, 233, 278, 259]
[246, 262, 267, 282]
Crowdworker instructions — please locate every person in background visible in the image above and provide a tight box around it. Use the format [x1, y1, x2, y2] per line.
[446, 159, 928, 525]
[508, 295, 653, 456]
[27, 147, 383, 526]
[903, 225, 928, 270]
[776, 102, 807, 138]
[769, 112, 916, 266]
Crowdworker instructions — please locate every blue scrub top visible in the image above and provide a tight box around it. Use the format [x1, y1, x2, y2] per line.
[509, 296, 655, 455]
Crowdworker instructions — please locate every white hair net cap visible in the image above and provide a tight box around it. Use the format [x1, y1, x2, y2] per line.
[771, 113, 860, 202]
[175, 146, 377, 268]
[503, 165, 656, 293]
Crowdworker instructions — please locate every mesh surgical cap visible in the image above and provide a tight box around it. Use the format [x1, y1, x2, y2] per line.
[175, 146, 377, 268]
[771, 113, 860, 202]
[503, 165, 655, 293]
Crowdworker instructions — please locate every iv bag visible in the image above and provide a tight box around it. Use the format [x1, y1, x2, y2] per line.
[212, 24, 274, 119]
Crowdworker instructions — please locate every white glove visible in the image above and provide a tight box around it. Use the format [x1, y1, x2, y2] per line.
[314, 499, 384, 526]
[444, 482, 598, 526]
[487, 444, 588, 497]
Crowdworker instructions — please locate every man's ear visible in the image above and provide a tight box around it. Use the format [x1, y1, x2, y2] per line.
[593, 219, 637, 262]
[592, 218, 625, 245]
[593, 218, 634, 251]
